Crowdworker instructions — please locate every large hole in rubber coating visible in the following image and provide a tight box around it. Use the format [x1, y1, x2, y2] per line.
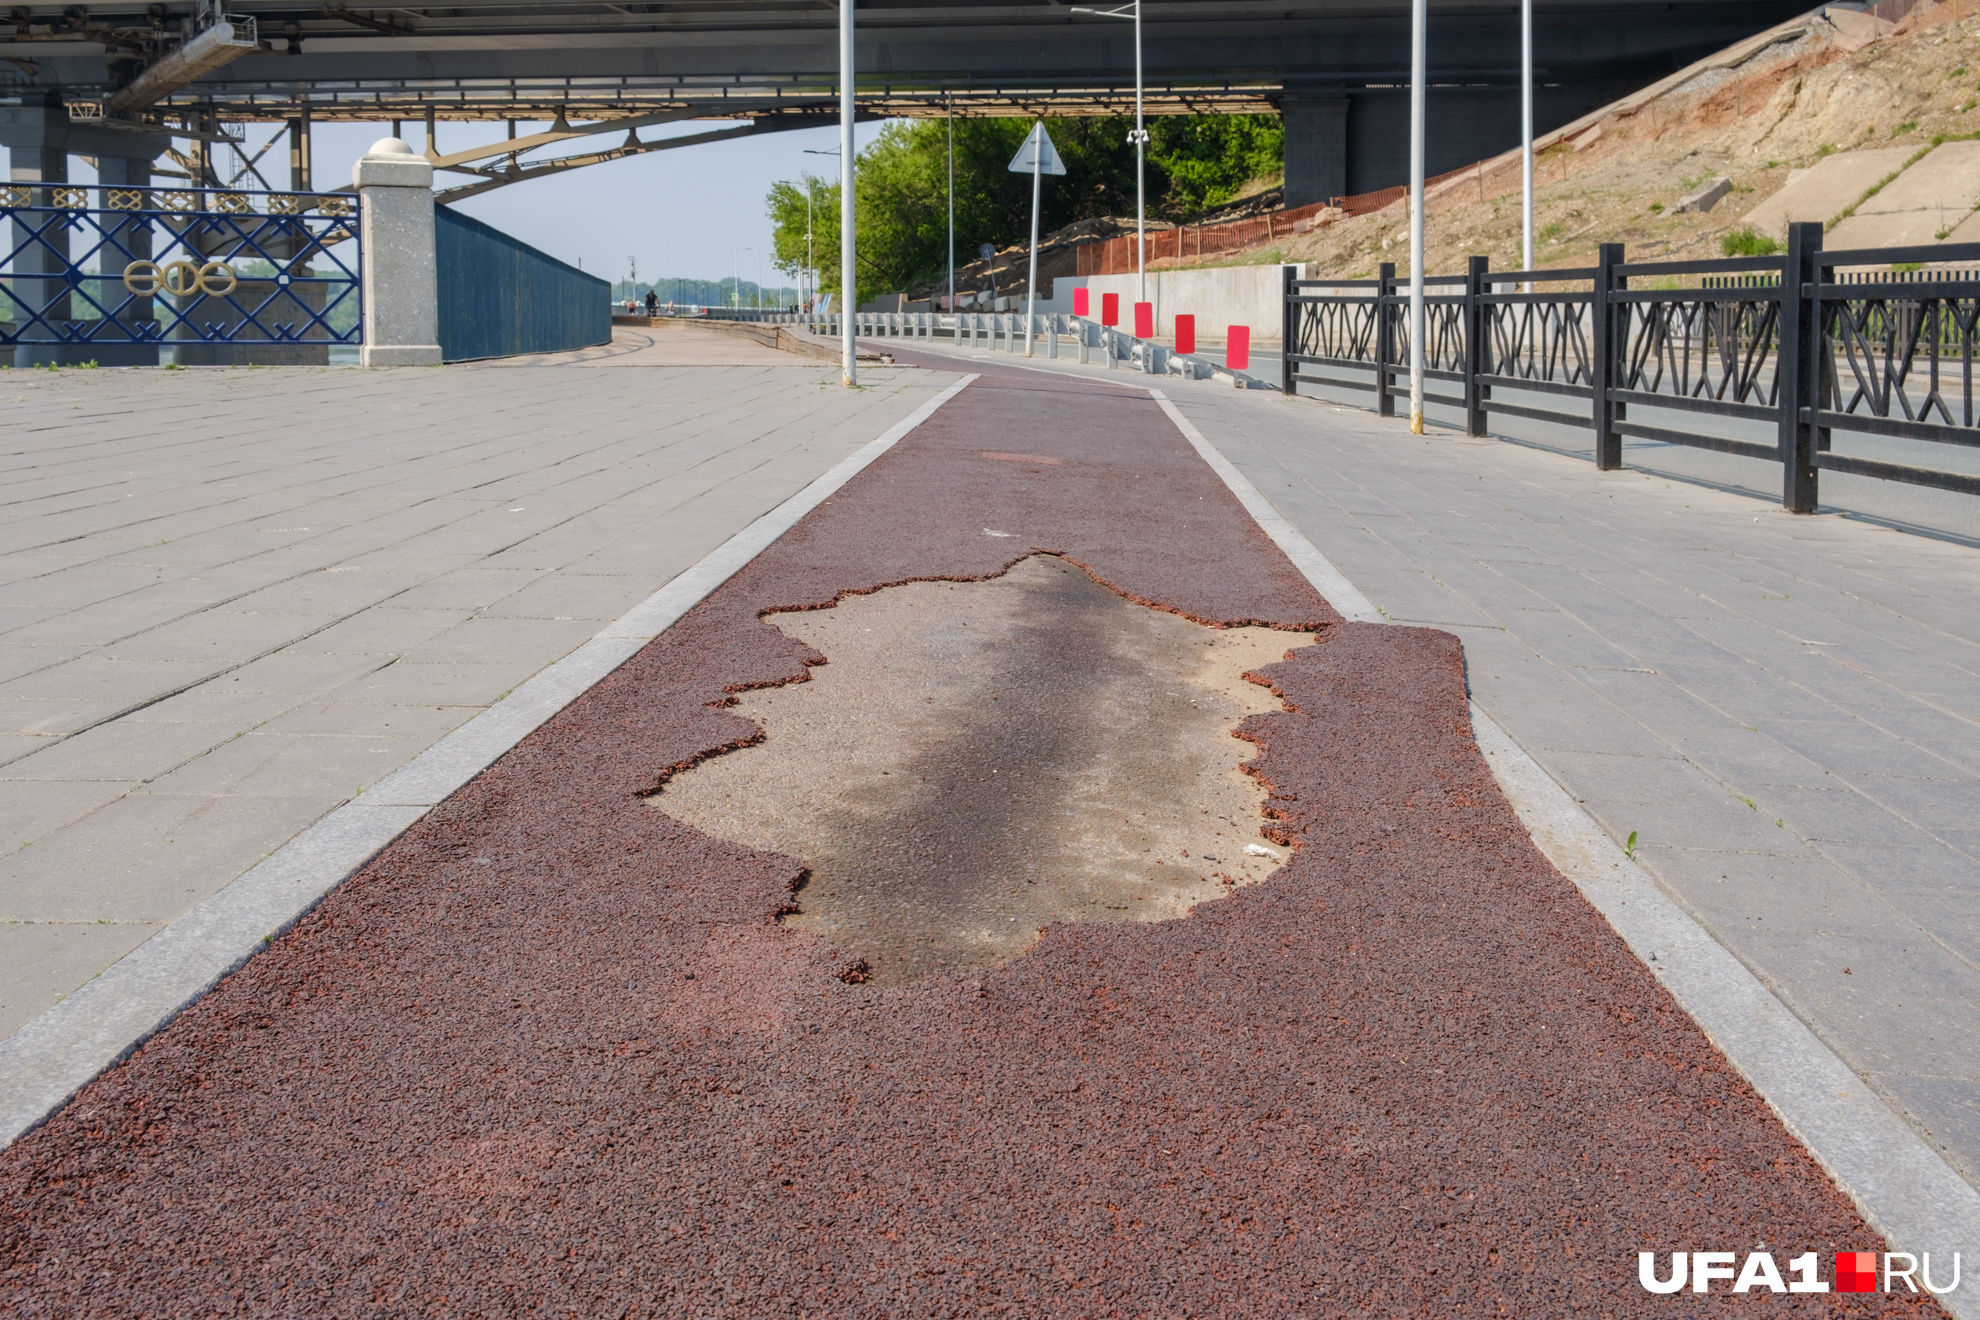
[649, 555, 1303, 985]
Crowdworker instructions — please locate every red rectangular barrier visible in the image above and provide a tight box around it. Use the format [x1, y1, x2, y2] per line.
[1174, 314, 1195, 356]
[1133, 301, 1153, 339]
[1072, 287, 1089, 317]
[1101, 292, 1119, 327]
[1228, 325, 1250, 371]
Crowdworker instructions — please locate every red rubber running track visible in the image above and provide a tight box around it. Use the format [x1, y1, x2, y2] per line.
[0, 365, 1924, 1316]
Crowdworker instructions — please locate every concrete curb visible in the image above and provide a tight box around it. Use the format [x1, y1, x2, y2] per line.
[1152, 388, 1980, 1304]
[0, 372, 980, 1152]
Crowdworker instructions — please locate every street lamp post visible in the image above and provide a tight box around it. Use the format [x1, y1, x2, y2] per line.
[1522, 0, 1534, 287]
[839, 0, 856, 386]
[1408, 0, 1426, 435]
[954, 90, 962, 314]
[1070, 0, 1146, 301]
[804, 146, 842, 322]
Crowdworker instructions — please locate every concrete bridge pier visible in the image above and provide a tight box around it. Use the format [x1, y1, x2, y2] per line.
[0, 95, 169, 367]
[1280, 93, 1348, 209]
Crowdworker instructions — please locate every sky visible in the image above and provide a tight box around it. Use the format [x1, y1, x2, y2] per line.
[4, 114, 893, 288]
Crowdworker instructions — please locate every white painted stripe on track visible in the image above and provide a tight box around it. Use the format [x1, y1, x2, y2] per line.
[0, 372, 980, 1152]
[1151, 387, 1980, 1299]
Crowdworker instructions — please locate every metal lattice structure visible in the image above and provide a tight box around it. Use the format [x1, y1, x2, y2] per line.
[1, 184, 360, 351]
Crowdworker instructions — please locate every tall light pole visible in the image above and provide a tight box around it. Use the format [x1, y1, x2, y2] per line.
[839, 0, 857, 386]
[1408, 0, 1426, 435]
[805, 146, 843, 319]
[1071, 0, 1146, 300]
[954, 90, 962, 314]
[1522, 0, 1534, 286]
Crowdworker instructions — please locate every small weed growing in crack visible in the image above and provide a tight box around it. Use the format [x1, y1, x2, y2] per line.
[1623, 830, 1639, 861]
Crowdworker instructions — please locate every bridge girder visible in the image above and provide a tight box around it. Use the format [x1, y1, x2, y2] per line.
[3, 1, 1810, 123]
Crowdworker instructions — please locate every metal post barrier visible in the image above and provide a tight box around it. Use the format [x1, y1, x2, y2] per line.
[1464, 254, 1489, 437]
[1048, 318, 1058, 359]
[1283, 265, 1298, 395]
[1376, 262, 1396, 417]
[1591, 243, 1624, 470]
[1282, 264, 1297, 396]
[1782, 222, 1823, 513]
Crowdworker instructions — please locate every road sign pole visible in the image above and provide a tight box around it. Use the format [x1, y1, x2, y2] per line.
[1007, 120, 1065, 354]
[1025, 128, 1041, 357]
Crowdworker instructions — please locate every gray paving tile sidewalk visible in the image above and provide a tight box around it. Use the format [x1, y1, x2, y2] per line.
[1, 354, 956, 1041]
[1167, 384, 1980, 1190]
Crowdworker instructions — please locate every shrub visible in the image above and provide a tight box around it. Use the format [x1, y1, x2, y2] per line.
[1721, 227, 1782, 257]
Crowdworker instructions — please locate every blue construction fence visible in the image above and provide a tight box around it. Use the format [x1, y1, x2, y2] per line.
[435, 208, 610, 362]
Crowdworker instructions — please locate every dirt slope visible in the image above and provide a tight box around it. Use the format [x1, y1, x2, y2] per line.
[1219, 1, 1980, 278]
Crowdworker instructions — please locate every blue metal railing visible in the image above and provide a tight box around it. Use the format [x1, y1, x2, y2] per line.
[1, 183, 360, 360]
[435, 208, 608, 362]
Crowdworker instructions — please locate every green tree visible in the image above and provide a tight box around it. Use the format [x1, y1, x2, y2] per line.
[768, 113, 1283, 306]
[1150, 114, 1284, 214]
[767, 174, 841, 300]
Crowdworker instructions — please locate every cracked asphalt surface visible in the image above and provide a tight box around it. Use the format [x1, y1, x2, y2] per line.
[0, 363, 1928, 1316]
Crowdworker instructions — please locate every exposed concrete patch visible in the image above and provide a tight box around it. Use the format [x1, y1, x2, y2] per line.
[652, 555, 1305, 984]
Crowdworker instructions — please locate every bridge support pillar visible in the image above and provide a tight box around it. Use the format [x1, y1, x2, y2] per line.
[92, 155, 160, 367]
[355, 138, 442, 368]
[1281, 94, 1348, 210]
[3, 96, 72, 368]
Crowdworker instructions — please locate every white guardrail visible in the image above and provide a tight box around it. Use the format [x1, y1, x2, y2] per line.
[718, 310, 1273, 389]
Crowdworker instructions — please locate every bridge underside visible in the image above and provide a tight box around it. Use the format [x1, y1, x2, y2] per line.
[2, 1, 1808, 200]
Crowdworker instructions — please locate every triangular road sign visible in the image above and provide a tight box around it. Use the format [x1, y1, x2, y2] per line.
[1008, 122, 1067, 176]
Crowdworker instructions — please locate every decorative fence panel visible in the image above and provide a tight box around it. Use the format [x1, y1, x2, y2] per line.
[434, 208, 609, 362]
[0, 184, 359, 365]
[1283, 226, 1980, 510]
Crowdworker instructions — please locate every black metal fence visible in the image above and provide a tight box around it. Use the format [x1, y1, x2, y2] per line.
[1282, 223, 1980, 510]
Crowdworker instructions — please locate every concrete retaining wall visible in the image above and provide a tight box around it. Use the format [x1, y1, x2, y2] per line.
[1078, 264, 1305, 344]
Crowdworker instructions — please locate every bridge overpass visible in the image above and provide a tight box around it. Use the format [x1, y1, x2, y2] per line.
[4, 0, 1808, 204]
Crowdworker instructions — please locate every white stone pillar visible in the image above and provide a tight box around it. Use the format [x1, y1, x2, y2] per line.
[353, 138, 441, 367]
